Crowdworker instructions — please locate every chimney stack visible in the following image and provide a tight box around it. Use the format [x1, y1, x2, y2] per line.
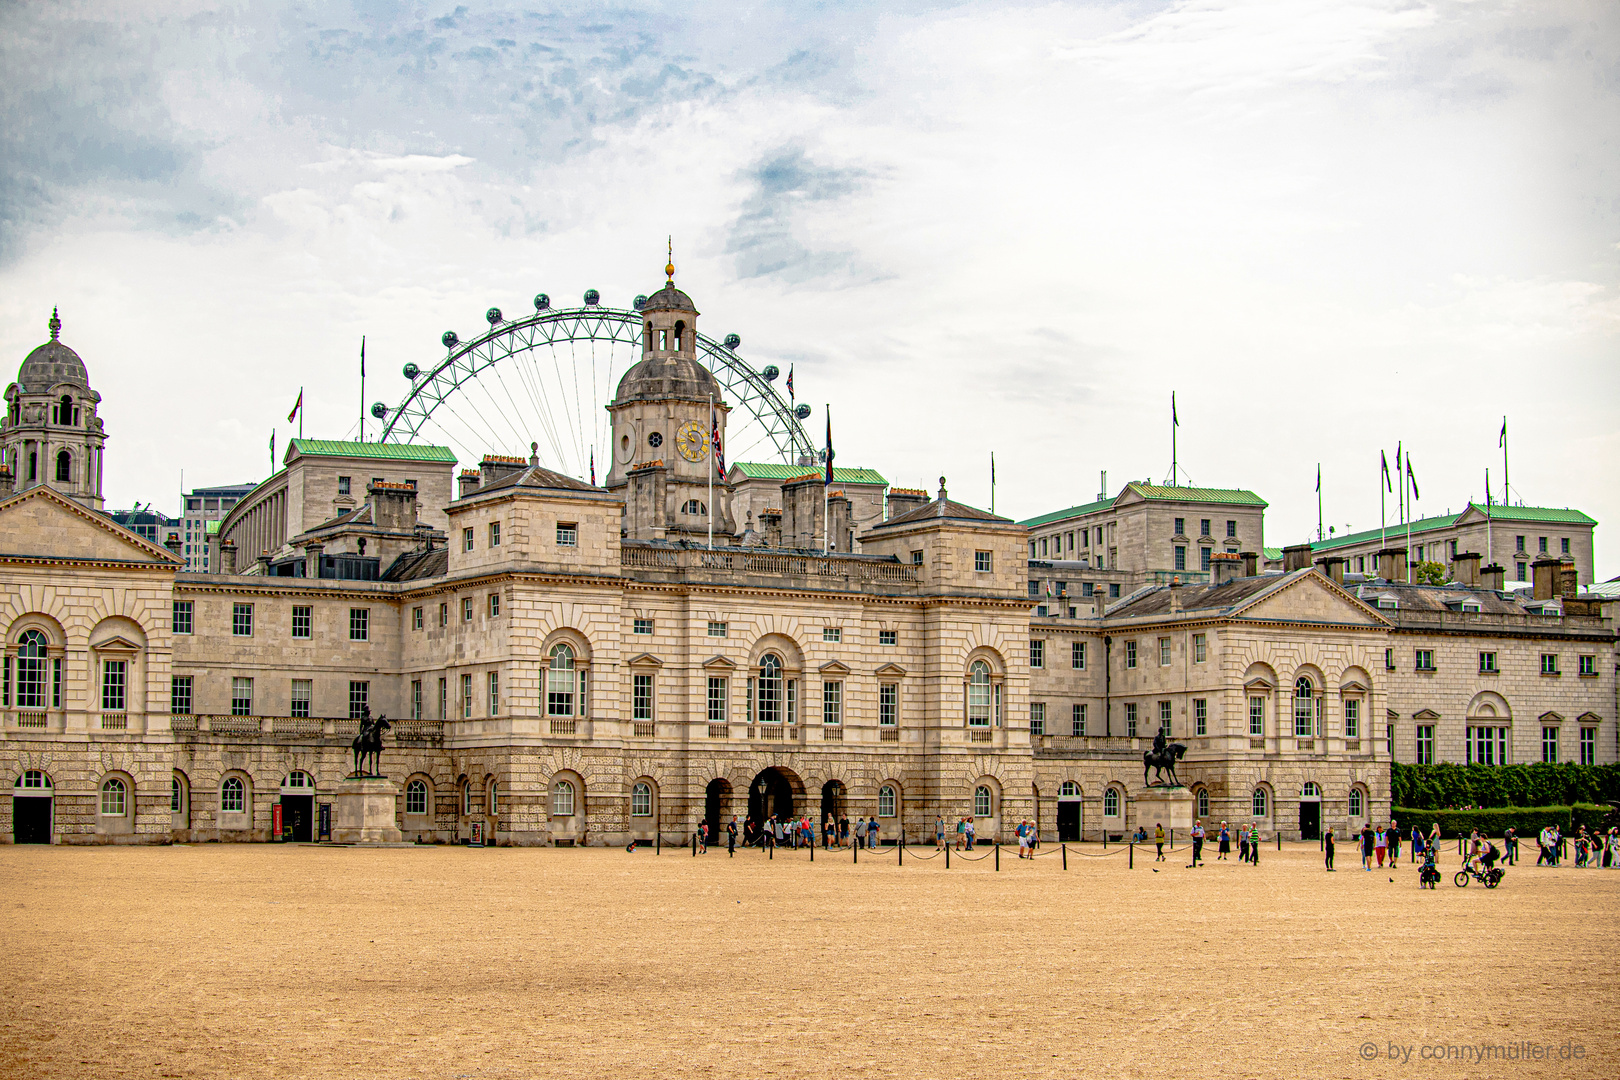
[1532, 557, 1562, 601]
[1480, 563, 1506, 591]
[1315, 555, 1345, 584]
[457, 469, 482, 499]
[164, 533, 182, 557]
[304, 541, 324, 579]
[1210, 551, 1241, 585]
[1240, 551, 1259, 578]
[369, 480, 420, 531]
[1282, 543, 1313, 572]
[219, 539, 237, 575]
[1452, 551, 1481, 588]
[256, 551, 271, 575]
[1558, 558, 1579, 600]
[885, 487, 928, 519]
[1168, 577, 1182, 614]
[1376, 547, 1407, 582]
[1094, 587, 1109, 618]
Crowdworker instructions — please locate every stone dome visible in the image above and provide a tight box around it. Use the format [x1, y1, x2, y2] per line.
[640, 285, 698, 314]
[613, 354, 721, 404]
[16, 310, 90, 391]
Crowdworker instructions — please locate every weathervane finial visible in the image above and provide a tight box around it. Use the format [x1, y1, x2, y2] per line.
[665, 236, 674, 286]
[48, 306, 60, 341]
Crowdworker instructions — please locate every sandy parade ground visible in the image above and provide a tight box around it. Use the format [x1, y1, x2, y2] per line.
[1, 839, 1615, 1080]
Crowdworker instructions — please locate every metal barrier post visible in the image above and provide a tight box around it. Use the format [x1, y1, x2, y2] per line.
[898, 837, 902, 865]
[853, 838, 858, 864]
[693, 832, 697, 857]
[1062, 844, 1067, 870]
[1129, 841, 1134, 869]
[946, 844, 950, 869]
[995, 843, 1000, 871]
[809, 838, 814, 862]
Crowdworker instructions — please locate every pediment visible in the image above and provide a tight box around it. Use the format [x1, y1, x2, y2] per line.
[1243, 675, 1276, 691]
[818, 660, 851, 675]
[874, 662, 908, 677]
[92, 634, 143, 652]
[1412, 708, 1441, 720]
[701, 655, 736, 671]
[1539, 711, 1563, 722]
[1231, 571, 1391, 628]
[1339, 680, 1370, 694]
[626, 652, 663, 667]
[1577, 712, 1601, 723]
[0, 486, 180, 565]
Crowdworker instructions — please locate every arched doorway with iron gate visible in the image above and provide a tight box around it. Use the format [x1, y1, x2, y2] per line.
[747, 767, 801, 832]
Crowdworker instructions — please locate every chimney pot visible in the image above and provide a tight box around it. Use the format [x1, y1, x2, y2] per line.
[1239, 551, 1259, 578]
[1282, 543, 1313, 572]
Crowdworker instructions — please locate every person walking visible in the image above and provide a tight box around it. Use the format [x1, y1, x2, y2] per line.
[727, 815, 738, 855]
[1324, 827, 1336, 871]
[1217, 822, 1231, 861]
[1427, 821, 1441, 858]
[965, 817, 976, 850]
[698, 820, 708, 854]
[935, 815, 945, 849]
[1387, 819, 1400, 863]
[1374, 825, 1387, 868]
[1504, 826, 1518, 865]
[1248, 823, 1261, 865]
[1360, 822, 1375, 871]
[1238, 825, 1250, 864]
[838, 814, 849, 849]
[868, 816, 880, 849]
[1537, 824, 1555, 866]
[1154, 823, 1166, 862]
[854, 816, 866, 850]
[763, 815, 776, 851]
[1190, 819, 1205, 867]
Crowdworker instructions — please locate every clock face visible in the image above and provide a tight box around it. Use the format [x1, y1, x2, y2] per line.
[647, 431, 663, 448]
[675, 420, 709, 463]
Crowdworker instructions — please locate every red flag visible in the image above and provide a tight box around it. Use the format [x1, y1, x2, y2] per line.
[288, 390, 302, 424]
[712, 400, 725, 477]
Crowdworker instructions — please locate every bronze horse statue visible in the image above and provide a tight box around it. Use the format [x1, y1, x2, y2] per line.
[350, 709, 391, 777]
[1143, 741, 1187, 787]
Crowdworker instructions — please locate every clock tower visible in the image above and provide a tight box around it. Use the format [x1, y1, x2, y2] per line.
[604, 261, 734, 541]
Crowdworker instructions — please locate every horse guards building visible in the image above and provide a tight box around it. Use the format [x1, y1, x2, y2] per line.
[2, 285, 1614, 846]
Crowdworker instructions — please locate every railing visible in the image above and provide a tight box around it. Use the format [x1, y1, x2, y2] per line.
[391, 720, 443, 743]
[708, 723, 730, 739]
[1249, 737, 1265, 750]
[17, 711, 47, 729]
[273, 716, 319, 736]
[210, 715, 260, 735]
[622, 544, 923, 586]
[632, 722, 655, 737]
[968, 729, 993, 743]
[822, 726, 843, 741]
[756, 724, 784, 740]
[1345, 739, 1362, 752]
[879, 728, 899, 742]
[549, 719, 577, 735]
[99, 713, 128, 730]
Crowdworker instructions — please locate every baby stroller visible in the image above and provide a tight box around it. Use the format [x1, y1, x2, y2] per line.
[1419, 847, 1441, 890]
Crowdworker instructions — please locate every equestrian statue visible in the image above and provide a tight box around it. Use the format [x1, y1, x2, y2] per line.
[350, 706, 391, 778]
[1143, 728, 1187, 787]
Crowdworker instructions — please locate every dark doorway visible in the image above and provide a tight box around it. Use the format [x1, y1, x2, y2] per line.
[13, 797, 51, 844]
[1057, 801, 1081, 842]
[1299, 801, 1321, 841]
[747, 768, 796, 826]
[704, 779, 732, 844]
[281, 795, 313, 842]
[820, 780, 845, 830]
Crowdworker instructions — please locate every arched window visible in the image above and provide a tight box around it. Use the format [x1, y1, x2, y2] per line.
[17, 770, 51, 790]
[55, 450, 72, 483]
[1196, 788, 1210, 818]
[406, 779, 428, 815]
[1348, 788, 1364, 817]
[221, 776, 245, 813]
[974, 785, 992, 818]
[57, 394, 74, 425]
[644, 321, 654, 350]
[488, 781, 500, 816]
[674, 320, 685, 350]
[100, 777, 126, 816]
[757, 653, 784, 725]
[878, 785, 897, 817]
[681, 499, 707, 515]
[553, 779, 576, 817]
[1293, 677, 1316, 737]
[1252, 787, 1268, 818]
[547, 644, 576, 717]
[461, 782, 473, 816]
[1059, 780, 1080, 798]
[171, 775, 184, 812]
[284, 771, 313, 790]
[967, 661, 991, 727]
[631, 782, 652, 817]
[16, 629, 47, 709]
[1302, 781, 1320, 798]
[1103, 788, 1120, 817]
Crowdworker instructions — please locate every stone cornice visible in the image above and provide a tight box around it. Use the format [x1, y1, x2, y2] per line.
[1, 552, 177, 573]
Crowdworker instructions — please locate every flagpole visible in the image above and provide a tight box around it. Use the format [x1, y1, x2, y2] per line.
[990, 452, 995, 515]
[298, 387, 303, 439]
[1485, 467, 1492, 570]
[708, 393, 715, 551]
[1171, 391, 1178, 486]
[1316, 464, 1323, 542]
[359, 336, 366, 442]
[1501, 416, 1509, 506]
[1405, 457, 1414, 583]
[1379, 453, 1386, 554]
[823, 404, 831, 554]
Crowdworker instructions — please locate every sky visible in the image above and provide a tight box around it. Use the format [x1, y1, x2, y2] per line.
[3, 0, 1617, 574]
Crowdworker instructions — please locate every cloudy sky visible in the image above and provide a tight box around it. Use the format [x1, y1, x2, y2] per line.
[3, 1, 1616, 572]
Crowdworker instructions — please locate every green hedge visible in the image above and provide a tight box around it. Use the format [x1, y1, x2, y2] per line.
[1391, 762, 1620, 811]
[1392, 804, 1614, 839]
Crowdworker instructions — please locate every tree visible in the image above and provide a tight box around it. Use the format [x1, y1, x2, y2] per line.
[1412, 560, 1448, 586]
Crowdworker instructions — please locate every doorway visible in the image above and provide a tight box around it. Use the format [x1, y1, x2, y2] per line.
[704, 779, 732, 844]
[13, 796, 51, 844]
[1299, 800, 1321, 841]
[747, 767, 797, 826]
[280, 795, 314, 842]
[1057, 801, 1081, 842]
[820, 780, 845, 833]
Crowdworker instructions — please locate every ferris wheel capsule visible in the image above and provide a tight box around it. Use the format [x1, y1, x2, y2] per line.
[534, 294, 550, 311]
[795, 404, 812, 420]
[370, 402, 389, 420]
[442, 331, 459, 349]
[583, 289, 601, 306]
[633, 295, 648, 310]
[486, 307, 503, 326]
[762, 365, 780, 381]
[724, 333, 741, 350]
[402, 363, 420, 380]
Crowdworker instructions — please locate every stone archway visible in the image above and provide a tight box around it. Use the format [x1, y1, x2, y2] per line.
[820, 779, 846, 838]
[747, 766, 801, 830]
[704, 778, 734, 845]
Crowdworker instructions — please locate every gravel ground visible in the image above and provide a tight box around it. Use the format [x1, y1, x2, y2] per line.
[1, 840, 1614, 1080]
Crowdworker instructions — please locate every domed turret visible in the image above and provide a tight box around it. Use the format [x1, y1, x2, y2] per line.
[17, 308, 90, 390]
[613, 353, 720, 404]
[3, 308, 106, 510]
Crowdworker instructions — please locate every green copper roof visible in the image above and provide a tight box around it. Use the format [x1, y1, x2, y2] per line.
[1308, 503, 1595, 553]
[287, 439, 457, 463]
[1262, 546, 1282, 561]
[1019, 482, 1265, 527]
[1464, 502, 1597, 526]
[729, 461, 888, 485]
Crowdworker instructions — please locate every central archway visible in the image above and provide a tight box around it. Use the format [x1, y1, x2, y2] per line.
[747, 766, 801, 827]
[820, 780, 846, 830]
[704, 778, 734, 844]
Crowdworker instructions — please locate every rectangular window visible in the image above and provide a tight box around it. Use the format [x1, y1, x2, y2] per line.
[438, 678, 447, 719]
[1581, 727, 1596, 766]
[1125, 702, 1138, 738]
[1466, 725, 1509, 765]
[879, 683, 898, 726]
[1344, 698, 1360, 738]
[462, 598, 473, 622]
[1158, 700, 1172, 737]
[634, 618, 654, 635]
[1538, 536, 1548, 553]
[1384, 648, 1395, 671]
[822, 681, 843, 725]
[1072, 641, 1085, 669]
[1174, 517, 1185, 535]
[489, 521, 501, 547]
[1125, 640, 1137, 669]
[411, 679, 422, 721]
[2, 654, 9, 708]
[52, 657, 60, 709]
[707, 677, 728, 723]
[348, 680, 369, 719]
[1415, 725, 1434, 765]
[911, 550, 924, 565]
[1542, 725, 1559, 763]
[291, 605, 311, 639]
[1249, 696, 1264, 736]
[1192, 633, 1207, 663]
[338, 476, 351, 495]
[1030, 702, 1045, 736]
[1109, 583, 1120, 599]
[707, 621, 728, 637]
[461, 673, 473, 719]
[290, 679, 311, 718]
[413, 607, 423, 631]
[879, 630, 898, 646]
[488, 593, 500, 618]
[1072, 703, 1086, 737]
[1029, 581, 1040, 599]
[1200, 547, 1211, 572]
[231, 677, 253, 716]
[1226, 520, 1237, 538]
[1560, 537, 1570, 555]
[974, 550, 993, 572]
[232, 603, 253, 637]
[439, 603, 448, 628]
[556, 522, 578, 546]
[170, 675, 193, 715]
[99, 660, 126, 712]
[1030, 639, 1044, 668]
[349, 608, 369, 641]
[1174, 546, 1186, 571]
[1479, 651, 1497, 673]
[1515, 535, 1526, 552]
[1579, 655, 1595, 676]
[632, 673, 654, 721]
[1194, 698, 1207, 736]
[173, 600, 193, 635]
[1516, 560, 1527, 580]
[1414, 649, 1434, 671]
[1159, 637, 1171, 666]
[462, 527, 475, 552]
[823, 627, 842, 643]
[1540, 653, 1559, 675]
[1200, 518, 1211, 537]
[488, 671, 500, 716]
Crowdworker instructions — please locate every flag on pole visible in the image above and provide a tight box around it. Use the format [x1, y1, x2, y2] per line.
[711, 400, 725, 477]
[288, 390, 302, 424]
[824, 409, 834, 484]
[1172, 392, 1179, 427]
[1406, 456, 1420, 500]
[1499, 418, 1506, 447]
[589, 447, 596, 487]
[1381, 450, 1392, 491]
[1315, 464, 1320, 492]
[360, 336, 366, 377]
[786, 365, 794, 405]
[268, 429, 275, 471]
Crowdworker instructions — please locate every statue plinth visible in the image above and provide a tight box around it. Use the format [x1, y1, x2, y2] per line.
[332, 777, 402, 844]
[1134, 786, 1195, 833]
